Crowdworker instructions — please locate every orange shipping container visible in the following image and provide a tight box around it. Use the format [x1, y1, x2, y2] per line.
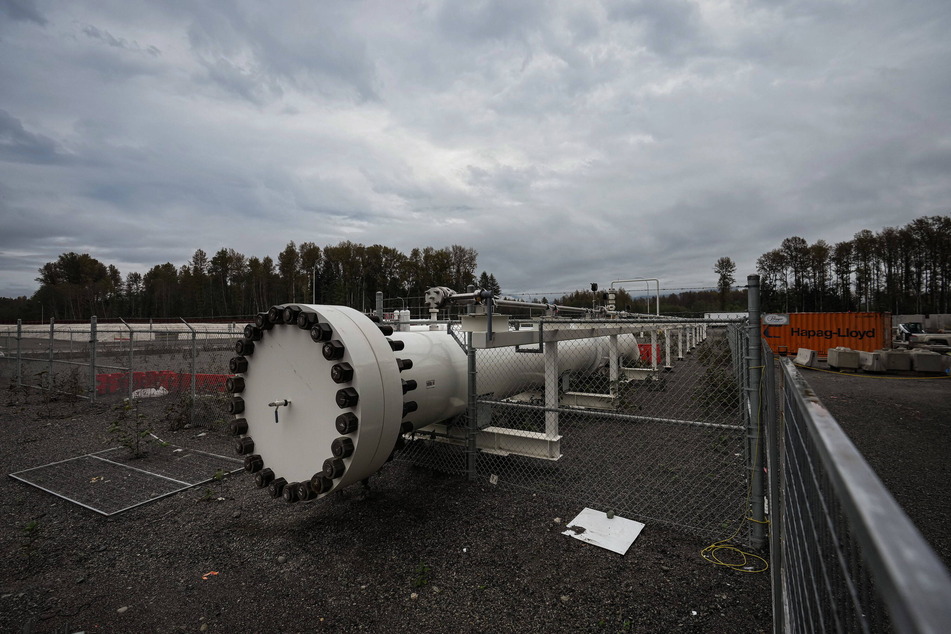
[761, 312, 891, 357]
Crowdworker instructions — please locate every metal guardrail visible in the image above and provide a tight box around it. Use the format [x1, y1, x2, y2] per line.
[773, 358, 951, 633]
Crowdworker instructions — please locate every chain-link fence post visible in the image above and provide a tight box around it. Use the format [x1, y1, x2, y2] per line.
[15, 318, 22, 387]
[664, 327, 672, 370]
[544, 333, 559, 438]
[650, 328, 658, 371]
[466, 330, 477, 480]
[747, 274, 766, 548]
[120, 318, 134, 401]
[47, 318, 55, 393]
[89, 316, 97, 402]
[181, 318, 197, 427]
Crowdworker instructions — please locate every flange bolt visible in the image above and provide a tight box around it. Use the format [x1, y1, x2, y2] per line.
[296, 481, 315, 501]
[235, 437, 255, 455]
[387, 338, 405, 351]
[335, 412, 358, 434]
[268, 477, 287, 498]
[331, 437, 355, 458]
[323, 458, 345, 479]
[296, 311, 317, 330]
[255, 468, 274, 488]
[229, 418, 249, 436]
[310, 474, 334, 494]
[331, 362, 354, 384]
[310, 323, 333, 342]
[282, 482, 300, 503]
[255, 312, 273, 330]
[243, 454, 264, 473]
[322, 340, 345, 360]
[234, 339, 255, 355]
[267, 305, 284, 324]
[282, 306, 301, 325]
[335, 387, 359, 409]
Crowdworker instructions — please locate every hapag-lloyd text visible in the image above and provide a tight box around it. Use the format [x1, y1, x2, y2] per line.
[789, 328, 876, 340]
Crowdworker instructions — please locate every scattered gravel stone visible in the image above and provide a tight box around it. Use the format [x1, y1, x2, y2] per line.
[0, 396, 781, 632]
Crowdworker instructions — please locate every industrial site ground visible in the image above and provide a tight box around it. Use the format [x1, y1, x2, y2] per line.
[1, 360, 947, 633]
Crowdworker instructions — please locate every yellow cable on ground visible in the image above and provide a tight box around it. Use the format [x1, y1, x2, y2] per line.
[700, 362, 769, 574]
[701, 536, 769, 573]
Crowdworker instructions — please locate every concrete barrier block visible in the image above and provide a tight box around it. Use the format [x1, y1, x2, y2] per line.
[883, 350, 912, 372]
[828, 347, 860, 370]
[794, 348, 817, 367]
[859, 351, 885, 373]
[911, 350, 945, 373]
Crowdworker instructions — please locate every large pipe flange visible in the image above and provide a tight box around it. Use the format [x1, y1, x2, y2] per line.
[228, 305, 404, 501]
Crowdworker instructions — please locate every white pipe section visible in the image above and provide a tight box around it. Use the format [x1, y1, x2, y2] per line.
[229, 304, 616, 504]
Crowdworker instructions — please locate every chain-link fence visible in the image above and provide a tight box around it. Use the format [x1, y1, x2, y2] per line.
[401, 318, 753, 539]
[0, 318, 237, 428]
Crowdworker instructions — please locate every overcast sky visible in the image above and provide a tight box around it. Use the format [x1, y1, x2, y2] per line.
[1, 0, 949, 300]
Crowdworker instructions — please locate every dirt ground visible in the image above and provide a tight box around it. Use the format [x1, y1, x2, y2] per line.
[4, 357, 947, 633]
[1, 389, 771, 634]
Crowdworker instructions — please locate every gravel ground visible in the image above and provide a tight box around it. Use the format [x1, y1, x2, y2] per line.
[4, 354, 949, 633]
[1, 389, 771, 633]
[794, 361, 951, 567]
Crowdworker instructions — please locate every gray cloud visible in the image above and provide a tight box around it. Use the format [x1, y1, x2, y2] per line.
[0, 0, 948, 300]
[0, 0, 46, 25]
[0, 110, 65, 164]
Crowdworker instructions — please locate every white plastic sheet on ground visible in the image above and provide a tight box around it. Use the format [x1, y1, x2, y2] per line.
[132, 386, 169, 398]
[562, 507, 645, 555]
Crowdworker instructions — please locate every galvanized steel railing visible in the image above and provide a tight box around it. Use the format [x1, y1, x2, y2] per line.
[772, 358, 951, 633]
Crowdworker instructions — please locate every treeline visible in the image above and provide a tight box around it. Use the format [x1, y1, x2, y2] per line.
[757, 215, 951, 314]
[552, 288, 747, 315]
[19, 242, 487, 321]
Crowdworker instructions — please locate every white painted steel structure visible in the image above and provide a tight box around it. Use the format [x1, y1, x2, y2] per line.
[229, 304, 622, 503]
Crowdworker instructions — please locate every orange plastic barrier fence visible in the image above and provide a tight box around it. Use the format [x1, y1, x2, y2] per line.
[95, 371, 230, 396]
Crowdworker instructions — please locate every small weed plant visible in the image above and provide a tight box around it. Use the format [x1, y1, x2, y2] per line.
[21, 519, 41, 559]
[412, 562, 431, 588]
[109, 399, 152, 458]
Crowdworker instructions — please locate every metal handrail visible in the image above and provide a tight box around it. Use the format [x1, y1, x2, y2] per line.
[779, 358, 951, 633]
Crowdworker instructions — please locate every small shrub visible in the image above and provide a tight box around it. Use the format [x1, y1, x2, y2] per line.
[412, 562, 430, 588]
[21, 519, 41, 559]
[109, 399, 152, 458]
